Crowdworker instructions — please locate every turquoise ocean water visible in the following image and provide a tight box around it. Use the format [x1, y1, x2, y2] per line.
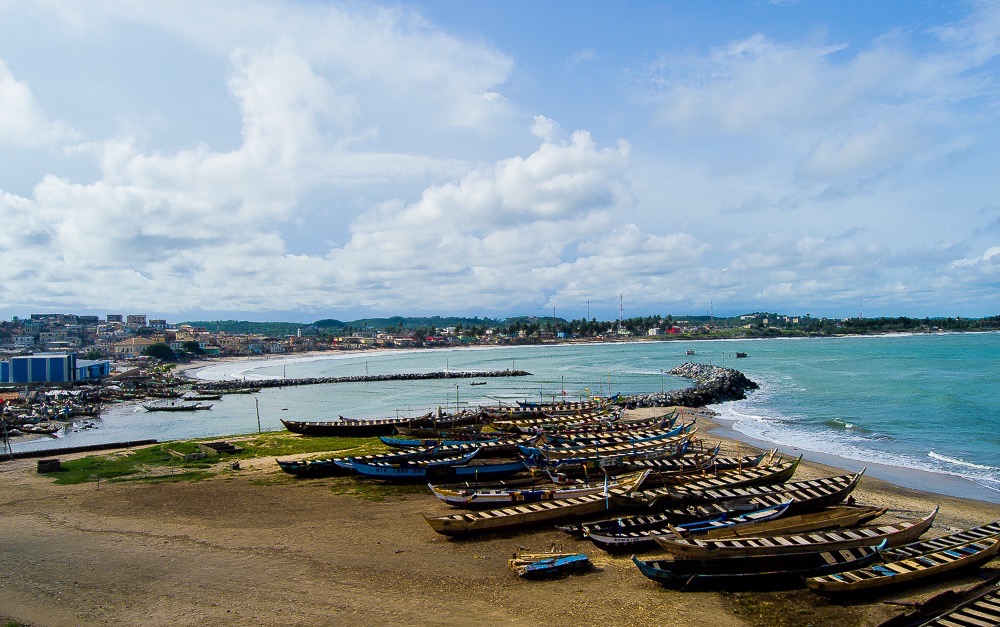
[11, 333, 1000, 502]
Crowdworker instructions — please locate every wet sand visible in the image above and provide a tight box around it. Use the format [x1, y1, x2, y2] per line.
[2, 407, 999, 626]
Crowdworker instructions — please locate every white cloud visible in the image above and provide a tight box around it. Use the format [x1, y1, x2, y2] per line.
[952, 246, 1000, 268]
[324, 130, 634, 311]
[638, 6, 1000, 198]
[0, 60, 78, 147]
[1, 2, 999, 319]
[531, 115, 566, 144]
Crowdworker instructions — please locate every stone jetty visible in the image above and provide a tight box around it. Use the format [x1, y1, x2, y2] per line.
[191, 369, 532, 392]
[623, 362, 758, 408]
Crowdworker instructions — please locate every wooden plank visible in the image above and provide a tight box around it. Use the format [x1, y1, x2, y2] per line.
[964, 607, 1000, 624]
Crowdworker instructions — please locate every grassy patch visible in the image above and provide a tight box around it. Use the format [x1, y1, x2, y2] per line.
[48, 432, 390, 486]
[230, 431, 389, 459]
[51, 445, 206, 485]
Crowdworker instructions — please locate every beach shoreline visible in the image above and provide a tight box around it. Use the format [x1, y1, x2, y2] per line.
[2, 406, 999, 627]
[706, 414, 1000, 505]
[177, 348, 1000, 507]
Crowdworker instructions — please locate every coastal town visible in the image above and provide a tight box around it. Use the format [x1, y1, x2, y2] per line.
[3, 310, 998, 437]
[4, 310, 999, 368]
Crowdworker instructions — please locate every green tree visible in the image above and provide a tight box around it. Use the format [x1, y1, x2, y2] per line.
[142, 343, 176, 361]
[182, 340, 205, 355]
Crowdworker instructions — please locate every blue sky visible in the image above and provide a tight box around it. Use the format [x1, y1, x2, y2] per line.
[1, 1, 998, 323]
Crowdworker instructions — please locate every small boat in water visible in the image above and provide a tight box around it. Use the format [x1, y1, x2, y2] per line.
[184, 392, 223, 401]
[143, 402, 212, 412]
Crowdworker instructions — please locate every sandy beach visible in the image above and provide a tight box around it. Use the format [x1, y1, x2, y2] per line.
[2, 406, 999, 627]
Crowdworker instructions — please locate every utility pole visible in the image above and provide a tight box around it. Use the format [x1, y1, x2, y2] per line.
[1, 420, 12, 461]
[618, 294, 623, 333]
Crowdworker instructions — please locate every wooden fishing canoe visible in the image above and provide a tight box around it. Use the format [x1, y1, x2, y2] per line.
[805, 538, 1000, 593]
[280, 417, 419, 437]
[519, 422, 692, 456]
[627, 469, 864, 512]
[612, 455, 801, 508]
[276, 443, 462, 477]
[429, 471, 646, 508]
[590, 448, 769, 480]
[536, 412, 678, 441]
[280, 410, 482, 437]
[880, 518, 1000, 560]
[524, 429, 698, 463]
[568, 472, 865, 543]
[658, 507, 938, 558]
[424, 472, 647, 537]
[634, 544, 884, 591]
[651, 505, 887, 551]
[425, 491, 618, 536]
[877, 575, 1000, 627]
[587, 501, 794, 553]
[352, 455, 525, 482]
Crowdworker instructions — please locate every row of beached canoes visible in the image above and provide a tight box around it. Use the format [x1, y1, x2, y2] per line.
[277, 404, 712, 482]
[275, 398, 999, 614]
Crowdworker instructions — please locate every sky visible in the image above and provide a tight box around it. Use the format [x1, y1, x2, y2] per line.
[1, 1, 998, 323]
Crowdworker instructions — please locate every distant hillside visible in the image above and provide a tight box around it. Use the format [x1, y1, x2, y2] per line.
[326, 316, 505, 331]
[181, 313, 1000, 338]
[182, 316, 502, 336]
[182, 320, 309, 336]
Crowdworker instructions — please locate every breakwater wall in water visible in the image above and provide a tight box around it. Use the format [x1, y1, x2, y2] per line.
[622, 362, 759, 408]
[191, 369, 532, 392]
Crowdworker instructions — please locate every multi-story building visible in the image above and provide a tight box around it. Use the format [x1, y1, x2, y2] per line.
[125, 314, 147, 330]
[112, 337, 159, 357]
[13, 335, 36, 347]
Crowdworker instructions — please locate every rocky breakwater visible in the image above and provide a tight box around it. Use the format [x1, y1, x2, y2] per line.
[623, 362, 759, 408]
[192, 369, 532, 392]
